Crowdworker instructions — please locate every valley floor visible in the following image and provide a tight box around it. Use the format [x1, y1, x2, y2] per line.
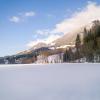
[0, 63, 100, 100]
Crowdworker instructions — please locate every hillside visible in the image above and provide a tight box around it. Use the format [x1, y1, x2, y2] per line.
[17, 21, 94, 55]
[30, 42, 48, 50]
[52, 29, 83, 47]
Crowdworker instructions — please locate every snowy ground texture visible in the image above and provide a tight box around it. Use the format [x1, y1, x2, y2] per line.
[0, 63, 100, 100]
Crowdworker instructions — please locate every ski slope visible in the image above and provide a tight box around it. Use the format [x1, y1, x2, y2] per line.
[0, 63, 100, 100]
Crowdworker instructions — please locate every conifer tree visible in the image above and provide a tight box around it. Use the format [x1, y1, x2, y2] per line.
[75, 34, 81, 60]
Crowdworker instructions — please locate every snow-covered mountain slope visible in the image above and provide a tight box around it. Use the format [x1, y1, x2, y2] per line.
[30, 42, 48, 50]
[52, 29, 83, 47]
[18, 21, 94, 55]
[51, 21, 94, 47]
[30, 22, 93, 49]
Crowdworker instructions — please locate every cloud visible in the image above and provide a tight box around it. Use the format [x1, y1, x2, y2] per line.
[27, 34, 61, 47]
[36, 29, 51, 36]
[25, 11, 35, 17]
[9, 16, 20, 23]
[26, 28, 62, 47]
[27, 2, 100, 48]
[52, 2, 100, 34]
[9, 11, 36, 23]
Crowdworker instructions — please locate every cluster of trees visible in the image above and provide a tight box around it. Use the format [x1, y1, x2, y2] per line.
[63, 20, 100, 62]
[83, 20, 100, 62]
[63, 32, 83, 62]
[63, 48, 73, 62]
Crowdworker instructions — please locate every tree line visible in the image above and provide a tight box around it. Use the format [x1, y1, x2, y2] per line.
[63, 20, 100, 62]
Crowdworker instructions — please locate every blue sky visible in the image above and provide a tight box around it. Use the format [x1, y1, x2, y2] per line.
[0, 0, 100, 56]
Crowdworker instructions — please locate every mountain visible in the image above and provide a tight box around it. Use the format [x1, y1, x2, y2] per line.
[11, 20, 99, 64]
[30, 42, 48, 50]
[17, 43, 48, 55]
[50, 21, 94, 47]
[51, 29, 83, 47]
[28, 21, 95, 50]
[17, 50, 31, 55]
[18, 21, 94, 55]
[28, 23, 93, 50]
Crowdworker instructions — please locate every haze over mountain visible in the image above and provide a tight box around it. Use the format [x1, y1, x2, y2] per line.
[30, 42, 48, 50]
[29, 22, 93, 50]
[51, 21, 93, 46]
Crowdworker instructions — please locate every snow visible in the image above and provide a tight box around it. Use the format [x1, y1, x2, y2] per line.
[0, 63, 100, 100]
[56, 44, 75, 49]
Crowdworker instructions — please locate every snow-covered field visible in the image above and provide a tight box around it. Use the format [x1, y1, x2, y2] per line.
[0, 63, 100, 100]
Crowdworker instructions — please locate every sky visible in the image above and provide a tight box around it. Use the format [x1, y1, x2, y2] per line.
[0, 0, 100, 56]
